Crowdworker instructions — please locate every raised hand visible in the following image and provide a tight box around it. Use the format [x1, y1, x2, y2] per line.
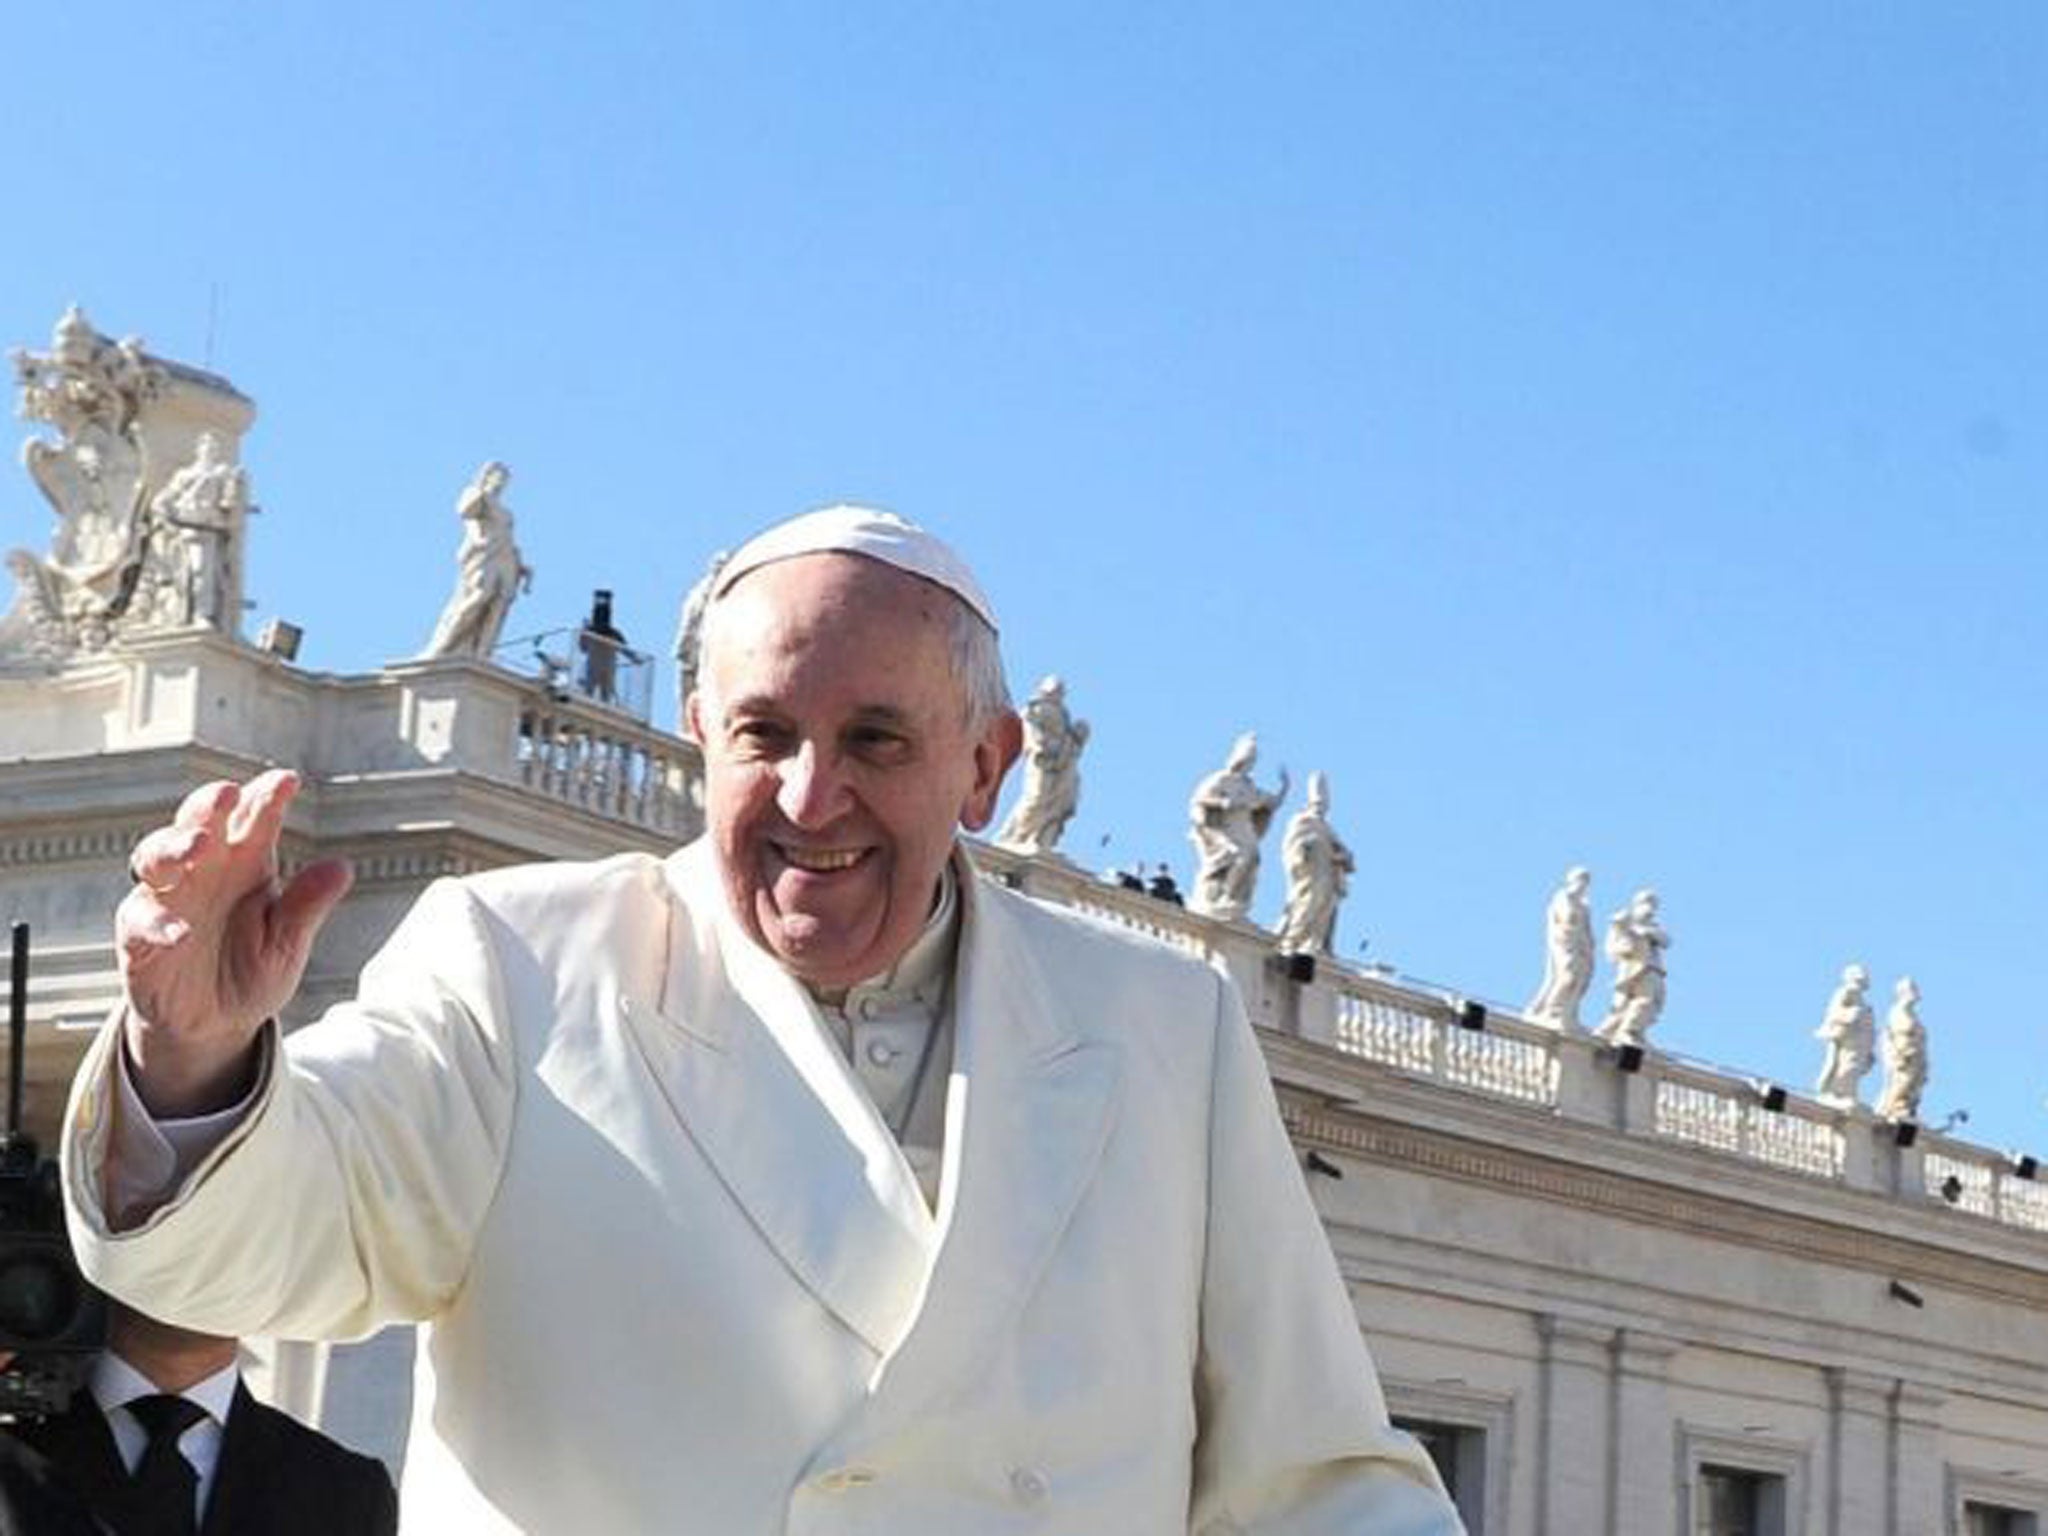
[118, 769, 354, 1117]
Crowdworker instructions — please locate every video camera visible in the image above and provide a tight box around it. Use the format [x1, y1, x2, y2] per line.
[0, 923, 106, 1420]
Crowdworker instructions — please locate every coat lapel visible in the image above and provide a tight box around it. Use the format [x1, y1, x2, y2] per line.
[628, 841, 935, 1358]
[15, 1392, 128, 1523]
[856, 859, 1123, 1425]
[200, 1383, 270, 1536]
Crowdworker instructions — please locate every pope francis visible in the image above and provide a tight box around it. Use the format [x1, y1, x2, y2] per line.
[62, 507, 1463, 1533]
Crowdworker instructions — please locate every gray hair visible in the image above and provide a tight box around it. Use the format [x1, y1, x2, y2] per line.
[698, 566, 1012, 732]
[946, 599, 1012, 732]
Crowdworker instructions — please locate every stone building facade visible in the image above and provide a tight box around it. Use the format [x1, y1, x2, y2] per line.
[3, 321, 2045, 1536]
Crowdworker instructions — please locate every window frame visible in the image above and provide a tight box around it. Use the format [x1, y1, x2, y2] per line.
[1676, 1422, 1807, 1536]
[1384, 1377, 1512, 1534]
[1948, 1464, 2048, 1536]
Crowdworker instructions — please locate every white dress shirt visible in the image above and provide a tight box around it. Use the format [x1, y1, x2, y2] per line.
[809, 863, 958, 1210]
[89, 1350, 239, 1522]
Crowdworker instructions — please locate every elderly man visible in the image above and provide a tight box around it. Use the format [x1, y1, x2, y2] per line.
[63, 507, 1459, 1533]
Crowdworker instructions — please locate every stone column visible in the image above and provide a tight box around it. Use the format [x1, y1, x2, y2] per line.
[1825, 1368, 1891, 1536]
[1535, 1314, 1613, 1536]
[1889, 1380, 1946, 1535]
[1610, 1330, 1679, 1535]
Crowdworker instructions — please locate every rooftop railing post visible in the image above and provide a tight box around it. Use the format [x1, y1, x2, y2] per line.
[1837, 1110, 1881, 1193]
[1551, 1028, 1613, 1128]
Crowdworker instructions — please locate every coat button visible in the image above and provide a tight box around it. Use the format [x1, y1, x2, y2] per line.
[816, 1466, 878, 1492]
[1010, 1466, 1049, 1504]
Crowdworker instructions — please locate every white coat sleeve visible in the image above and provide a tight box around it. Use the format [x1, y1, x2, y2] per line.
[1188, 972, 1465, 1535]
[60, 877, 520, 1343]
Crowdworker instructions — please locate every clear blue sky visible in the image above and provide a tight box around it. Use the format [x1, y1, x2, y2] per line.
[5, 5, 2045, 1152]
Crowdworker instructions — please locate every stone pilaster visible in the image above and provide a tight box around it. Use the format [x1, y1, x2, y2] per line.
[1611, 1330, 1679, 1535]
[1825, 1368, 1892, 1536]
[1535, 1314, 1613, 1536]
[1890, 1380, 1946, 1536]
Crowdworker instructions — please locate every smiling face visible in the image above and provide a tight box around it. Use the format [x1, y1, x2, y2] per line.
[689, 553, 1021, 995]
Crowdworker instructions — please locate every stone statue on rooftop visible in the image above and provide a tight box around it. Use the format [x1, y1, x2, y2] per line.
[2, 306, 254, 665]
[141, 431, 251, 631]
[1274, 772, 1354, 956]
[1813, 963, 1876, 1108]
[1187, 732, 1289, 923]
[421, 461, 531, 660]
[1873, 975, 1928, 1123]
[1525, 866, 1594, 1029]
[997, 675, 1090, 856]
[1594, 888, 1669, 1049]
[2, 306, 163, 656]
[672, 548, 730, 737]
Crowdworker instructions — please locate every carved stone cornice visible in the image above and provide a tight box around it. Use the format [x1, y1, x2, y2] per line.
[279, 826, 534, 887]
[0, 819, 161, 868]
[1285, 1103, 2048, 1308]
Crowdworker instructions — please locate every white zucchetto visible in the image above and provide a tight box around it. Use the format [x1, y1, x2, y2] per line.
[713, 505, 998, 633]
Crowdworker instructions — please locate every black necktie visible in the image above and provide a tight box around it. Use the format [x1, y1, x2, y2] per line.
[122, 1393, 205, 1536]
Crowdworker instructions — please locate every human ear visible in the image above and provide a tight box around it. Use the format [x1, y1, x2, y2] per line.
[958, 710, 1024, 831]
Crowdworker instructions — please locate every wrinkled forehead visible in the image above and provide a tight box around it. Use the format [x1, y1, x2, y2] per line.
[712, 505, 997, 630]
[698, 553, 966, 696]
[712, 550, 959, 632]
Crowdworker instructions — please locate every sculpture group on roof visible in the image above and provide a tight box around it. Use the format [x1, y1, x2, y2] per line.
[0, 306, 256, 662]
[1, 304, 1954, 1139]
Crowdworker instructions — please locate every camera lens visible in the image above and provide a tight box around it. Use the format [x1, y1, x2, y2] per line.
[0, 1251, 75, 1342]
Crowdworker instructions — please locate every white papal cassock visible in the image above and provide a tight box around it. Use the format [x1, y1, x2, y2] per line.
[63, 839, 1459, 1534]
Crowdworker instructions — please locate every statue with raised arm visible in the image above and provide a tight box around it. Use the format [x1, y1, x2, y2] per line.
[1873, 975, 1928, 1123]
[1595, 888, 1669, 1048]
[997, 675, 1090, 856]
[142, 432, 251, 630]
[1525, 866, 1594, 1029]
[421, 461, 530, 660]
[1273, 771, 1354, 956]
[1187, 732, 1289, 923]
[1813, 963, 1876, 1108]
[672, 548, 730, 736]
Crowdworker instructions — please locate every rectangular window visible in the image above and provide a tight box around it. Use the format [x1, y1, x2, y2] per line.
[1392, 1416, 1486, 1532]
[1965, 1503, 2038, 1536]
[1696, 1463, 1785, 1536]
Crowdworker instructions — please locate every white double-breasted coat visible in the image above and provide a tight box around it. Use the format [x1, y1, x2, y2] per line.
[64, 840, 1458, 1534]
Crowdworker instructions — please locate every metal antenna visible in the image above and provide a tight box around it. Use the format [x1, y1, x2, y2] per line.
[6, 923, 26, 1144]
[203, 282, 221, 369]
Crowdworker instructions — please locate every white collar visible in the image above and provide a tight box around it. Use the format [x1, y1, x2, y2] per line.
[826, 860, 959, 1022]
[91, 1350, 239, 1426]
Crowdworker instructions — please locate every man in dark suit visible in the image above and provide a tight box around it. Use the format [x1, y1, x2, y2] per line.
[0, 1430, 100, 1535]
[12, 1303, 396, 1536]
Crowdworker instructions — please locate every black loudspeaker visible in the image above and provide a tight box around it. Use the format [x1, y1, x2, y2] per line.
[1614, 1044, 1645, 1074]
[1283, 953, 1316, 984]
[1456, 1000, 1487, 1032]
[1891, 1120, 1919, 1149]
